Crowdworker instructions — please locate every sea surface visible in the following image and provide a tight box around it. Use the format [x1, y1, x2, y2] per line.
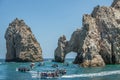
[0, 59, 120, 80]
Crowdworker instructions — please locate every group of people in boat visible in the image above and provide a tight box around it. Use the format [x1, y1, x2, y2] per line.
[39, 69, 66, 79]
[18, 63, 35, 72]
[17, 62, 67, 79]
[18, 67, 30, 72]
[40, 71, 59, 78]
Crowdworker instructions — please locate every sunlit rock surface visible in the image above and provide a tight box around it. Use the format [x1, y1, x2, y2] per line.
[5, 18, 43, 62]
[54, 0, 120, 67]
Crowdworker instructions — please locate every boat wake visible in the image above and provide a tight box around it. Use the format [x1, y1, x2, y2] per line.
[29, 70, 120, 79]
[29, 71, 41, 78]
[62, 70, 120, 78]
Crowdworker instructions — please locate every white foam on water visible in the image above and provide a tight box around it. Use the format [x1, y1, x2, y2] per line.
[62, 70, 120, 78]
[29, 70, 120, 79]
[16, 68, 18, 71]
[32, 75, 39, 78]
[29, 71, 41, 78]
[29, 71, 38, 74]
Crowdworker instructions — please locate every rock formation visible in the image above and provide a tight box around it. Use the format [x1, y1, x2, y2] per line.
[54, 0, 120, 67]
[5, 18, 43, 62]
[55, 35, 68, 62]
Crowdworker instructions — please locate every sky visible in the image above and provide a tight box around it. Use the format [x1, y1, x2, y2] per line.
[0, 0, 113, 59]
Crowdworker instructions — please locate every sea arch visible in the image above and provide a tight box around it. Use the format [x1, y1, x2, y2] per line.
[64, 52, 77, 62]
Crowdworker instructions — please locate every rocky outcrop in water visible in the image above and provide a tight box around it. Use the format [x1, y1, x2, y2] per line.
[55, 35, 68, 62]
[5, 18, 43, 62]
[54, 0, 120, 67]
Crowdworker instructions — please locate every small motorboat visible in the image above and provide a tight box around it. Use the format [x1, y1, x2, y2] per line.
[36, 69, 66, 79]
[63, 62, 69, 66]
[17, 67, 30, 72]
[51, 64, 58, 68]
[56, 69, 66, 75]
[30, 63, 35, 69]
[38, 62, 45, 66]
[40, 71, 59, 79]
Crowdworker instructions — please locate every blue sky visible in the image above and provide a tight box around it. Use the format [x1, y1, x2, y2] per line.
[0, 0, 113, 59]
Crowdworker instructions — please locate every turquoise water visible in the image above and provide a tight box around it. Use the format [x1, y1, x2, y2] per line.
[0, 59, 120, 80]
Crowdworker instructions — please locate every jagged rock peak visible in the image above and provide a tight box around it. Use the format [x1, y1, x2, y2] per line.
[91, 5, 114, 19]
[5, 18, 43, 62]
[9, 18, 26, 27]
[111, 0, 120, 9]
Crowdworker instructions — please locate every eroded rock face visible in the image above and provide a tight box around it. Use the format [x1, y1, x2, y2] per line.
[54, 35, 67, 62]
[54, 0, 120, 67]
[5, 18, 43, 62]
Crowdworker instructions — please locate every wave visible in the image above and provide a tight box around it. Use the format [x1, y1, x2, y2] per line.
[62, 70, 120, 78]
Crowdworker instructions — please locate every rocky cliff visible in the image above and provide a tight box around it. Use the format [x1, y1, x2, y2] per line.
[5, 18, 43, 62]
[54, 0, 120, 67]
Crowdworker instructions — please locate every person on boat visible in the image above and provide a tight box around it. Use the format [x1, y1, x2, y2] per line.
[37, 71, 40, 78]
[62, 69, 66, 75]
[30, 63, 35, 69]
[55, 71, 59, 77]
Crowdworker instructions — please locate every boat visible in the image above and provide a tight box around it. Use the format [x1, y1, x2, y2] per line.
[40, 71, 59, 79]
[56, 69, 66, 75]
[30, 63, 35, 69]
[31, 69, 66, 79]
[17, 66, 30, 72]
[51, 64, 58, 68]
[38, 62, 45, 66]
[63, 62, 69, 66]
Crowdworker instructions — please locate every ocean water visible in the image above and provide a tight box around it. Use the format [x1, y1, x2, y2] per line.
[0, 59, 120, 80]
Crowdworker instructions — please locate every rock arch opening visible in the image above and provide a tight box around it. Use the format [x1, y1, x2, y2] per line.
[65, 52, 77, 62]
